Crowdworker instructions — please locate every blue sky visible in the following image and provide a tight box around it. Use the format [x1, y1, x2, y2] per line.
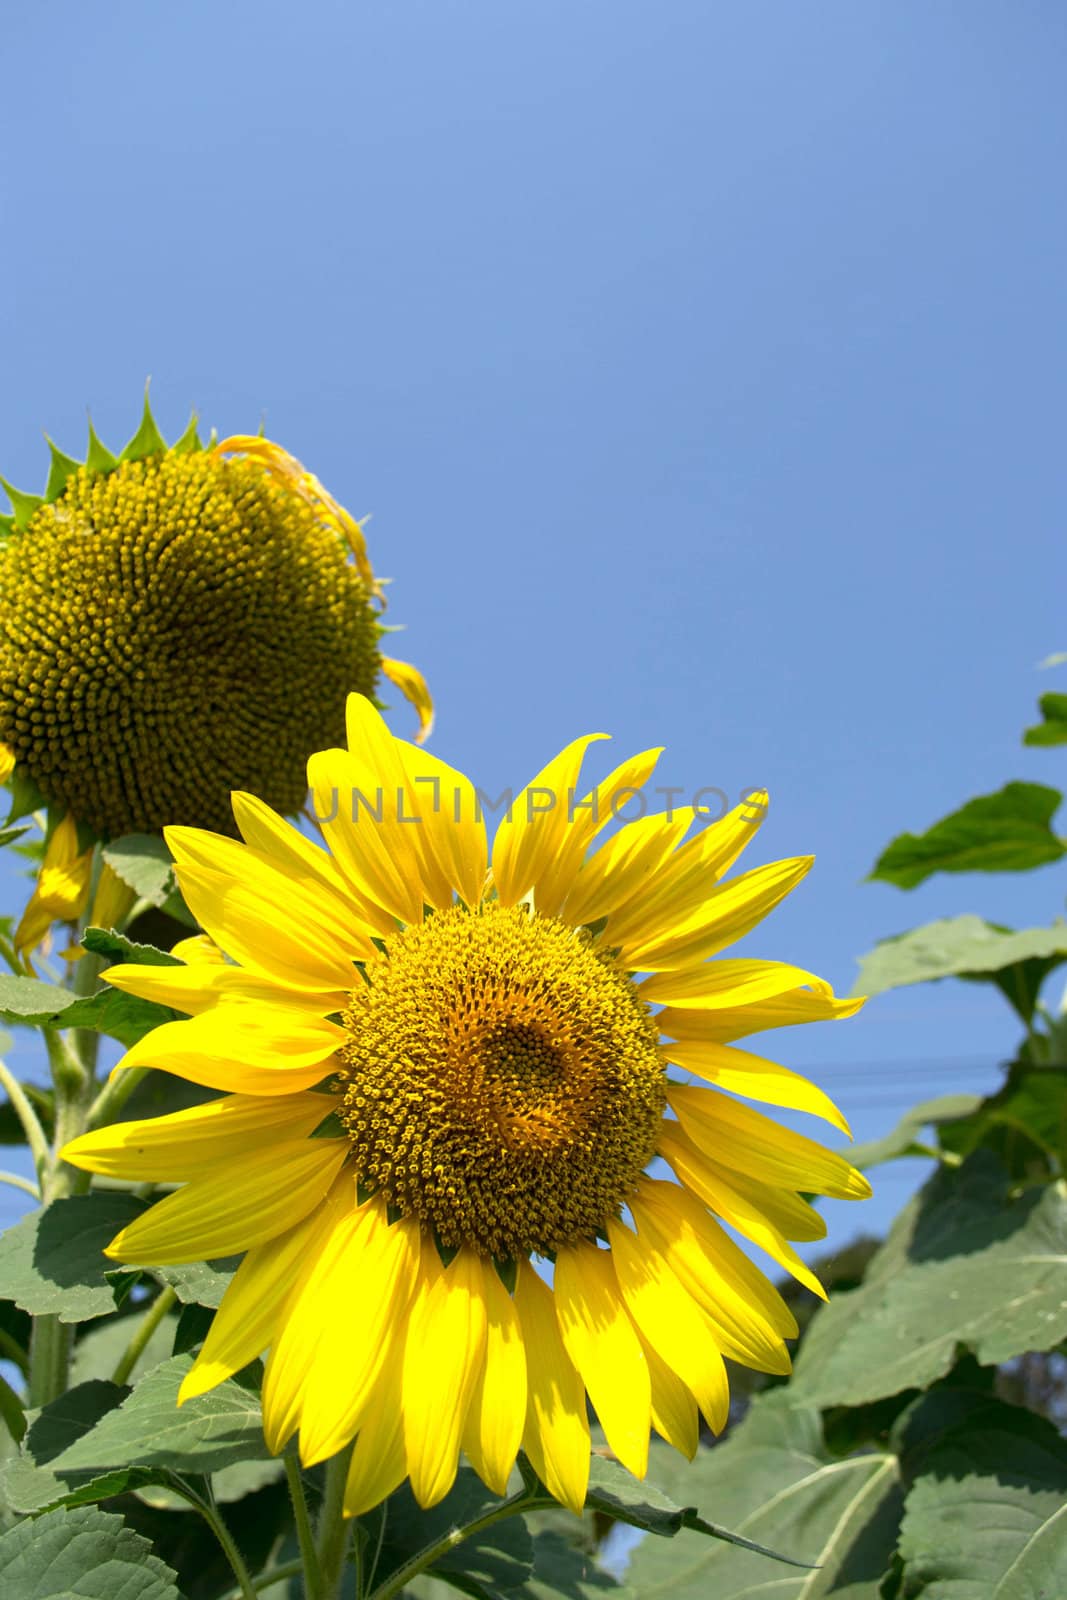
[2, 1, 1066, 1250]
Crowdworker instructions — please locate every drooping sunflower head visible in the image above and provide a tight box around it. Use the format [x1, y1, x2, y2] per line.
[65, 698, 870, 1518]
[0, 394, 430, 841]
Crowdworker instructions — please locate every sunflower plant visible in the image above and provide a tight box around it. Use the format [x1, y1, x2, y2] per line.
[0, 676, 872, 1599]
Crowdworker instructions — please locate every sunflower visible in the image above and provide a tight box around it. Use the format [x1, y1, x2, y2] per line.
[0, 395, 431, 953]
[63, 696, 869, 1517]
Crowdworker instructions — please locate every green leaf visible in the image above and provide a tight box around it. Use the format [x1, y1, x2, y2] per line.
[897, 1390, 1067, 1598]
[0, 822, 30, 851]
[0, 1193, 146, 1323]
[81, 927, 181, 969]
[870, 782, 1066, 888]
[852, 914, 1067, 1022]
[0, 1379, 131, 1514]
[937, 1065, 1067, 1176]
[0, 1504, 183, 1598]
[846, 1092, 983, 1170]
[154, 1256, 237, 1309]
[616, 1412, 901, 1598]
[58, 986, 178, 1049]
[1024, 690, 1067, 747]
[51, 1352, 270, 1475]
[583, 1452, 810, 1564]
[102, 835, 178, 910]
[791, 1151, 1067, 1407]
[515, 1532, 621, 1600]
[121, 388, 168, 462]
[0, 973, 78, 1026]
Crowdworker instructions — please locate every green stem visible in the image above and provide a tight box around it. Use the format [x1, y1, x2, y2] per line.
[317, 1446, 354, 1599]
[87, 1064, 148, 1132]
[0, 1168, 40, 1199]
[195, 1488, 258, 1600]
[0, 1057, 50, 1181]
[27, 1316, 72, 1409]
[110, 1285, 177, 1385]
[366, 1492, 547, 1600]
[285, 1455, 323, 1599]
[222, 1557, 305, 1597]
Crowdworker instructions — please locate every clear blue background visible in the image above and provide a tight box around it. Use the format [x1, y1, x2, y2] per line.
[2, 1, 1066, 1252]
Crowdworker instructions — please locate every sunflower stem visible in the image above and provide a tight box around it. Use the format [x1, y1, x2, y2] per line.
[193, 1483, 259, 1600]
[0, 1056, 50, 1182]
[285, 1455, 323, 1598]
[110, 1285, 177, 1385]
[317, 1445, 354, 1599]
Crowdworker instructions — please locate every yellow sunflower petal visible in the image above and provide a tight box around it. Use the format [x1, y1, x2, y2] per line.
[179, 1193, 338, 1402]
[640, 1329, 698, 1459]
[168, 831, 373, 981]
[515, 1260, 590, 1515]
[620, 856, 813, 971]
[560, 809, 696, 928]
[633, 1178, 797, 1349]
[668, 1083, 871, 1201]
[344, 1338, 409, 1517]
[641, 959, 833, 1011]
[658, 1128, 827, 1298]
[298, 1207, 422, 1467]
[15, 814, 94, 956]
[534, 747, 663, 920]
[62, 1091, 329, 1180]
[261, 1184, 377, 1454]
[606, 1218, 729, 1434]
[230, 791, 356, 904]
[402, 1247, 489, 1509]
[461, 1264, 527, 1497]
[105, 1138, 348, 1265]
[491, 734, 608, 909]
[102, 959, 345, 1019]
[0, 742, 15, 784]
[307, 747, 423, 929]
[90, 863, 137, 933]
[682, 985, 867, 1040]
[113, 1006, 345, 1096]
[661, 1038, 851, 1136]
[604, 793, 769, 944]
[397, 739, 488, 909]
[379, 657, 435, 743]
[554, 1242, 651, 1479]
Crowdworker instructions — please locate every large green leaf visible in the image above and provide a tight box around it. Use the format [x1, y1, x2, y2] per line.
[0, 1193, 146, 1323]
[0, 1503, 183, 1598]
[1024, 690, 1067, 748]
[0, 973, 77, 1026]
[102, 837, 178, 909]
[791, 1151, 1067, 1407]
[616, 1405, 900, 1598]
[846, 1092, 982, 1170]
[869, 783, 1065, 889]
[853, 915, 1067, 1021]
[0, 1379, 152, 1515]
[937, 1065, 1067, 1177]
[50, 1352, 270, 1475]
[896, 1390, 1067, 1598]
